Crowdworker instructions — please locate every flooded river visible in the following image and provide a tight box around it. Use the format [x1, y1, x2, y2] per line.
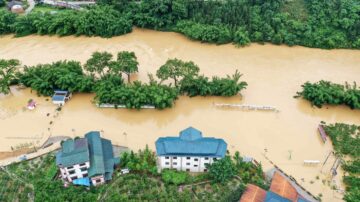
[1, 28, 360, 201]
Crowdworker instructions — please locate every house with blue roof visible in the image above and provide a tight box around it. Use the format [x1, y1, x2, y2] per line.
[52, 90, 72, 106]
[155, 127, 227, 172]
[56, 131, 120, 186]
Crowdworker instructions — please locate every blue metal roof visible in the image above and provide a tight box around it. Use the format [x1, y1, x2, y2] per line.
[155, 127, 227, 157]
[265, 191, 291, 202]
[52, 90, 69, 101]
[52, 95, 66, 101]
[73, 177, 90, 187]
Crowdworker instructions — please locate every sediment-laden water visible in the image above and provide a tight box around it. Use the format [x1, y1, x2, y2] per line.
[1, 28, 360, 201]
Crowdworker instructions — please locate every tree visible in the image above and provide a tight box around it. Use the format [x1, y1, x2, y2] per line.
[113, 51, 139, 83]
[85, 51, 113, 78]
[0, 59, 20, 94]
[206, 156, 236, 184]
[156, 58, 199, 87]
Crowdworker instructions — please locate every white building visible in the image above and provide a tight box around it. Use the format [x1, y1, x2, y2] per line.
[56, 131, 120, 186]
[155, 127, 227, 172]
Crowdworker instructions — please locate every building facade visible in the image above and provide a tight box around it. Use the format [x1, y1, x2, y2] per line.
[56, 131, 120, 186]
[155, 127, 227, 172]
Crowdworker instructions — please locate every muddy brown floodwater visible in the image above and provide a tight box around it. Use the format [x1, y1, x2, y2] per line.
[1, 28, 360, 201]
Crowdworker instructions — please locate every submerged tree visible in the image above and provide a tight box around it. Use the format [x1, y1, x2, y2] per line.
[85, 51, 113, 78]
[156, 58, 199, 87]
[113, 51, 139, 83]
[0, 59, 20, 94]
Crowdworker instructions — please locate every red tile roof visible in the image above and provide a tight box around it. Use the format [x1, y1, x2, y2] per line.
[239, 184, 267, 202]
[270, 172, 298, 201]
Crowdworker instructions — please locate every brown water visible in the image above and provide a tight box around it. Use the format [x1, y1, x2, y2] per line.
[1, 28, 360, 201]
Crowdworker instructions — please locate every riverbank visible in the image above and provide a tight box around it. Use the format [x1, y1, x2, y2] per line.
[1, 28, 360, 201]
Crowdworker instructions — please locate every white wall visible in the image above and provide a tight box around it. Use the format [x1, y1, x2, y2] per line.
[91, 175, 105, 186]
[158, 156, 221, 172]
[60, 161, 90, 182]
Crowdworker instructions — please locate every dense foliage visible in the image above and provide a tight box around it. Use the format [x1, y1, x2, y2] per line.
[0, 9, 16, 35]
[207, 151, 268, 189]
[156, 58, 200, 87]
[95, 79, 179, 109]
[324, 123, 360, 202]
[100, 0, 360, 49]
[0, 59, 20, 94]
[180, 70, 248, 97]
[295, 81, 360, 109]
[18, 61, 94, 96]
[161, 169, 190, 185]
[120, 145, 158, 174]
[9, 53, 246, 109]
[5, 6, 132, 37]
[1, 0, 359, 49]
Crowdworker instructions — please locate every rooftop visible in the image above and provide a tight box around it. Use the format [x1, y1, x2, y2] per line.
[239, 184, 267, 202]
[56, 131, 119, 181]
[155, 127, 227, 157]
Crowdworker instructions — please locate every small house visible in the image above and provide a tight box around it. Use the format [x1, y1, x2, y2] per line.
[52, 90, 72, 106]
[7, 1, 24, 13]
[56, 131, 120, 186]
[155, 127, 227, 172]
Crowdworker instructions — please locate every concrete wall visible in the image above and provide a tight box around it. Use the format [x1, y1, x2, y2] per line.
[158, 156, 221, 172]
[60, 161, 90, 182]
[91, 175, 105, 186]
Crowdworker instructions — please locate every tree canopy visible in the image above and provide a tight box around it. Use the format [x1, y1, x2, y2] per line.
[156, 58, 199, 87]
[0, 59, 20, 94]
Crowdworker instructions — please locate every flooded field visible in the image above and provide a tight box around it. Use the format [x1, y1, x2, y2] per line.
[1, 28, 360, 201]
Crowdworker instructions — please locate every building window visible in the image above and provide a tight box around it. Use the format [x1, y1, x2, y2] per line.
[186, 157, 190, 160]
[69, 170, 75, 175]
[194, 165, 198, 167]
[80, 167, 87, 172]
[165, 156, 169, 159]
[205, 157, 209, 160]
[71, 176, 77, 181]
[67, 166, 74, 169]
[83, 173, 88, 178]
[165, 162, 169, 165]
[186, 163, 190, 166]
[204, 169, 207, 172]
[194, 158, 198, 161]
[173, 162, 177, 165]
[79, 163, 86, 167]
[96, 179, 101, 183]
[186, 169, 190, 172]
[173, 157, 177, 160]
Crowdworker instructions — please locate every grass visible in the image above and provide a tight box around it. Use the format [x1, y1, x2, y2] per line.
[32, 4, 67, 13]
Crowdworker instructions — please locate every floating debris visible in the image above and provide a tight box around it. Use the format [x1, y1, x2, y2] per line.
[214, 103, 279, 112]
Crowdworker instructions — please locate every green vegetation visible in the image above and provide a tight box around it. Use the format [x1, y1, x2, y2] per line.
[180, 70, 248, 97]
[119, 145, 158, 174]
[0, 59, 20, 94]
[161, 169, 190, 185]
[8, 51, 246, 109]
[295, 80, 360, 109]
[100, 0, 359, 49]
[207, 156, 237, 184]
[156, 58, 199, 87]
[18, 60, 94, 96]
[0, 149, 267, 201]
[1, 0, 359, 49]
[1, 5, 132, 37]
[323, 123, 360, 202]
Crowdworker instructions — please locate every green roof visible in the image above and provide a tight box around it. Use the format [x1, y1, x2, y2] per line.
[56, 138, 90, 167]
[56, 131, 120, 181]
